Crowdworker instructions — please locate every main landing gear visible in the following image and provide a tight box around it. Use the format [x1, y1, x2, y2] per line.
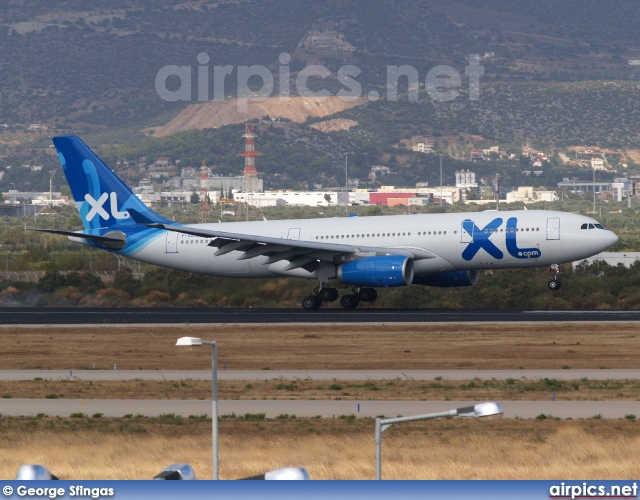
[548, 263, 562, 291]
[301, 285, 378, 310]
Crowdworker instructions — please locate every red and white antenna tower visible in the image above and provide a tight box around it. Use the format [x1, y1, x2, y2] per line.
[199, 160, 210, 223]
[238, 124, 262, 176]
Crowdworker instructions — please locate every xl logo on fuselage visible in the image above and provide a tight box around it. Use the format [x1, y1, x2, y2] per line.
[462, 217, 541, 261]
[84, 192, 129, 221]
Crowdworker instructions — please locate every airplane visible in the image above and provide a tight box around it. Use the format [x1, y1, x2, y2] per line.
[35, 136, 619, 310]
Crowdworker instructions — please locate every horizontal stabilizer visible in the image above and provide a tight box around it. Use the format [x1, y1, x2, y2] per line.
[30, 228, 123, 243]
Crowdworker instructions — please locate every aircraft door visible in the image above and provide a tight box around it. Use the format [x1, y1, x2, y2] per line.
[460, 219, 474, 243]
[166, 231, 178, 253]
[546, 217, 560, 240]
[287, 228, 301, 240]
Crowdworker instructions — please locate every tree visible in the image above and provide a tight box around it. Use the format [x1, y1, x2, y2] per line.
[38, 270, 67, 293]
[190, 191, 200, 204]
[113, 268, 140, 297]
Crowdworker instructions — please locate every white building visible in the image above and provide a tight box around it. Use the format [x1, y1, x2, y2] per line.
[455, 170, 477, 188]
[506, 186, 558, 204]
[234, 191, 338, 208]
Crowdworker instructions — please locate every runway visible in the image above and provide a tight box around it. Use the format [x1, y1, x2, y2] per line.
[2, 307, 640, 324]
[0, 399, 635, 419]
[2, 369, 639, 381]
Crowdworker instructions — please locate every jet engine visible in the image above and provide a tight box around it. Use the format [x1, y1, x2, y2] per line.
[337, 255, 414, 287]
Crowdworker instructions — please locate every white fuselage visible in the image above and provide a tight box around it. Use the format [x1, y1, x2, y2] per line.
[109, 210, 618, 282]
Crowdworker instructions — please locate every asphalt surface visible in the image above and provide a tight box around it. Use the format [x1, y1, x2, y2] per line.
[2, 369, 639, 381]
[0, 399, 635, 419]
[2, 307, 640, 324]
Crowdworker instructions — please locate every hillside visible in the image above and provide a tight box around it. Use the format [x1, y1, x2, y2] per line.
[150, 96, 366, 137]
[1, 0, 640, 133]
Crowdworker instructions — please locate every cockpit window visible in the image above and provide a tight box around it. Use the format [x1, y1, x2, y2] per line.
[582, 222, 606, 230]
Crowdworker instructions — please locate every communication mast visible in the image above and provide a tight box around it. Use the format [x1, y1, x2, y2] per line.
[237, 124, 263, 219]
[199, 160, 210, 223]
[238, 124, 262, 177]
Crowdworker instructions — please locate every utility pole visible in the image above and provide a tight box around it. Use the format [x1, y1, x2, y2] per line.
[439, 154, 443, 207]
[593, 164, 596, 213]
[345, 152, 348, 213]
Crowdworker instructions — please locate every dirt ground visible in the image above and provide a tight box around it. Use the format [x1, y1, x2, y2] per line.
[1, 322, 638, 370]
[1, 378, 639, 401]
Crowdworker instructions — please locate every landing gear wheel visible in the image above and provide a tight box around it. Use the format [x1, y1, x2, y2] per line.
[340, 294, 360, 309]
[358, 287, 378, 302]
[318, 287, 339, 302]
[548, 279, 561, 291]
[301, 295, 322, 310]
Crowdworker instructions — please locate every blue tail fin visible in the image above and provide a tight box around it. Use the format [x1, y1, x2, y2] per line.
[53, 136, 173, 230]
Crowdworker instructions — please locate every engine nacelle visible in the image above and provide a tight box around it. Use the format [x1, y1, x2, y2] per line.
[337, 255, 414, 287]
[412, 270, 479, 288]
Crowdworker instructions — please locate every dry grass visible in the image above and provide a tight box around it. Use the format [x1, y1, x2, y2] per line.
[0, 418, 638, 480]
[2, 323, 639, 370]
[1, 378, 639, 401]
[2, 323, 639, 479]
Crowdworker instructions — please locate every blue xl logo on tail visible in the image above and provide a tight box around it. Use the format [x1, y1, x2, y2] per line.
[84, 192, 130, 221]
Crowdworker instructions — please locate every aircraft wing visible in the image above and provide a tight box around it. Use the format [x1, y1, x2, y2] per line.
[136, 218, 433, 272]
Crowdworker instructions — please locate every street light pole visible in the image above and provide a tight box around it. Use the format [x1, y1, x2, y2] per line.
[209, 340, 218, 480]
[176, 337, 218, 479]
[375, 402, 503, 480]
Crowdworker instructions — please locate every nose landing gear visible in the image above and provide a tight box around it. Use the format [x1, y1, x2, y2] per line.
[548, 264, 562, 291]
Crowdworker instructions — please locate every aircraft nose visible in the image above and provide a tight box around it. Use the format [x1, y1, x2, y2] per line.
[605, 230, 618, 248]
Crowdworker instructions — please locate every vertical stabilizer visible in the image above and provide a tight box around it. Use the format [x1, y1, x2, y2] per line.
[53, 136, 172, 230]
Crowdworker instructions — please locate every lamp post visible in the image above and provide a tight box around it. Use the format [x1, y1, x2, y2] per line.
[176, 337, 218, 480]
[374, 401, 503, 480]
